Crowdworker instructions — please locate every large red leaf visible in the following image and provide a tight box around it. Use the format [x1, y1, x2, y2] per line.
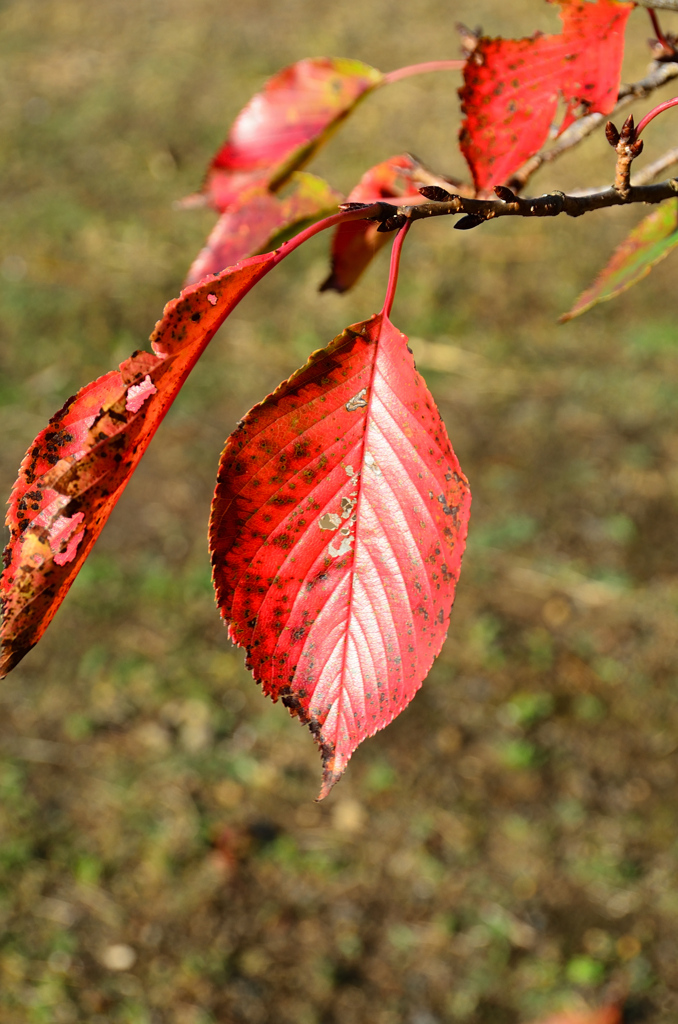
[320, 154, 422, 294]
[561, 197, 678, 320]
[459, 0, 633, 193]
[210, 314, 471, 798]
[1, 251, 279, 678]
[186, 172, 343, 285]
[195, 57, 383, 213]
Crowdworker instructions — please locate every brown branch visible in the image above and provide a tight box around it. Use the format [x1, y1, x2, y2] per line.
[508, 61, 678, 192]
[342, 178, 678, 231]
[634, 0, 678, 11]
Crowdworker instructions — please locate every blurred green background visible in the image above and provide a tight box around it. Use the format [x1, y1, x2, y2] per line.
[1, 1, 678, 1021]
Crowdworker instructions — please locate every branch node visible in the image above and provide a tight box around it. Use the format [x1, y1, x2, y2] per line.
[373, 202, 408, 232]
[377, 215, 406, 233]
[544, 191, 565, 215]
[614, 115, 640, 199]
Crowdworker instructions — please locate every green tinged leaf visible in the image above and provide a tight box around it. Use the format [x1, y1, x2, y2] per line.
[194, 57, 383, 213]
[561, 198, 678, 321]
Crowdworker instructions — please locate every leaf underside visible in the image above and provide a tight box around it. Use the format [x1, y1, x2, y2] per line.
[459, 0, 633, 193]
[0, 252, 279, 678]
[186, 172, 343, 284]
[210, 314, 471, 798]
[561, 198, 678, 321]
[320, 154, 422, 294]
[196, 57, 383, 212]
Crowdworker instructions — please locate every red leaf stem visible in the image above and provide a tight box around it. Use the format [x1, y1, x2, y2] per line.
[382, 222, 412, 319]
[185, 173, 344, 285]
[635, 95, 678, 137]
[383, 60, 465, 85]
[649, 8, 669, 49]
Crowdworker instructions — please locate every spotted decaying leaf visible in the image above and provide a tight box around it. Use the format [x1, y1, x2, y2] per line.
[186, 172, 343, 285]
[0, 252, 280, 678]
[561, 198, 678, 321]
[210, 314, 471, 798]
[459, 0, 633, 193]
[320, 154, 423, 294]
[191, 57, 383, 213]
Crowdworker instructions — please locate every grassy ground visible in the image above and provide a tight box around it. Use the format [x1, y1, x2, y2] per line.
[1, 0, 678, 1021]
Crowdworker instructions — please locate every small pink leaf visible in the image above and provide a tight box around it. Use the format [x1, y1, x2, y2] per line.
[210, 314, 471, 798]
[459, 0, 633, 193]
[561, 197, 678, 321]
[186, 172, 343, 284]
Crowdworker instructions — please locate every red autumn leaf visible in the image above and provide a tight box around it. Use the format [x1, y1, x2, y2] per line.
[320, 154, 423, 294]
[186, 172, 343, 285]
[561, 197, 678, 320]
[1, 251, 280, 678]
[192, 57, 383, 213]
[209, 313, 471, 798]
[459, 0, 633, 193]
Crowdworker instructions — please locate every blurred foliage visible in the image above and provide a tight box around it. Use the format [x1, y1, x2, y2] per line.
[1, 0, 678, 1022]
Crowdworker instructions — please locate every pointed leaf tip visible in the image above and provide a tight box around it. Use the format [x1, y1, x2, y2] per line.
[1, 251, 279, 677]
[561, 198, 678, 321]
[210, 314, 471, 796]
